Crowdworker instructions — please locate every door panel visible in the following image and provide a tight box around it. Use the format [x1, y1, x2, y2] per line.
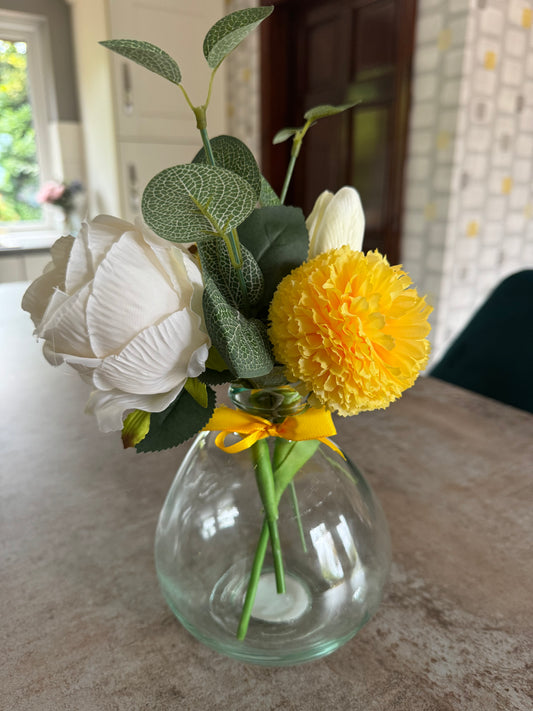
[351, 106, 389, 239]
[261, 0, 416, 263]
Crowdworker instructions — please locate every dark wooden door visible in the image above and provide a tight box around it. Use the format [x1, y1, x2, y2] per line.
[261, 0, 417, 263]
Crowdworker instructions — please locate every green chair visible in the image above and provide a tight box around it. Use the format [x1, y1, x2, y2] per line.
[431, 270, 533, 413]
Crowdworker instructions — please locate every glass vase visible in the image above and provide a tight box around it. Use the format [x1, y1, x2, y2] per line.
[154, 384, 391, 666]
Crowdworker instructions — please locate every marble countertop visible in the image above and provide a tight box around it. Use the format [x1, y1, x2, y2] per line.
[2, 282, 532, 710]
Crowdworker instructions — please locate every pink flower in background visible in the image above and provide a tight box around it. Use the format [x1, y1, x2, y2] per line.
[37, 181, 66, 204]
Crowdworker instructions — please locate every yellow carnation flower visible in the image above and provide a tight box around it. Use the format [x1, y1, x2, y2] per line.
[268, 247, 432, 416]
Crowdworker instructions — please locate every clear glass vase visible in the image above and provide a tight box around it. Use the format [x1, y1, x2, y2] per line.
[154, 384, 391, 666]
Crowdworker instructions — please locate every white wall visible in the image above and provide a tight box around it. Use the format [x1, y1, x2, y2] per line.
[402, 0, 533, 364]
[225, 0, 261, 160]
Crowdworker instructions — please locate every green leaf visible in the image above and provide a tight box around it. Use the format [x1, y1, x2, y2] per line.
[192, 135, 261, 201]
[203, 273, 274, 379]
[184, 377, 208, 408]
[274, 440, 321, 500]
[121, 409, 151, 449]
[198, 368, 233, 386]
[203, 6, 274, 69]
[303, 101, 359, 123]
[197, 237, 263, 309]
[142, 163, 256, 243]
[136, 387, 216, 453]
[259, 176, 281, 207]
[237, 206, 308, 315]
[205, 346, 228, 372]
[99, 39, 181, 85]
[272, 127, 299, 145]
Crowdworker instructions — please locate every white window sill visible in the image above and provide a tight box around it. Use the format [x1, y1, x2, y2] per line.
[0, 229, 58, 253]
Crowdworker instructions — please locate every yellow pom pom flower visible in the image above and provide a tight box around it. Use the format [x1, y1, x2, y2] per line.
[268, 247, 432, 416]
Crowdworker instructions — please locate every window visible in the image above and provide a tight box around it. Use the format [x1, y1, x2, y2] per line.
[0, 38, 41, 222]
[0, 10, 58, 235]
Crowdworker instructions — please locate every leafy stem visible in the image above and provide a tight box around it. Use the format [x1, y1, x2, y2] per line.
[279, 119, 312, 204]
[199, 127, 216, 165]
[204, 67, 219, 112]
[178, 82, 196, 113]
[237, 520, 269, 640]
[198, 126, 249, 306]
[251, 439, 285, 595]
[237, 439, 320, 641]
[180, 67, 219, 131]
[277, 102, 359, 204]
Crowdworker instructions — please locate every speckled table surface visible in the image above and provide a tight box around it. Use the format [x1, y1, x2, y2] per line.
[2, 281, 532, 711]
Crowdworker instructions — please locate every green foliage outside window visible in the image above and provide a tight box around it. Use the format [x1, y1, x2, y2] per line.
[0, 39, 41, 222]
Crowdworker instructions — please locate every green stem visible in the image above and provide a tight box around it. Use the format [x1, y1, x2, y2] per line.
[178, 83, 196, 113]
[237, 520, 269, 640]
[279, 152, 298, 205]
[204, 67, 218, 112]
[237, 440, 321, 640]
[251, 439, 285, 594]
[289, 480, 307, 554]
[279, 119, 313, 204]
[199, 127, 215, 164]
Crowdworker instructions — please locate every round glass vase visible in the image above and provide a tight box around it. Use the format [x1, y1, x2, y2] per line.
[154, 384, 391, 666]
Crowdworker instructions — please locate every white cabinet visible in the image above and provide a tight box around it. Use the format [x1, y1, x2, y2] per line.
[0, 251, 51, 284]
[109, 0, 227, 221]
[108, 0, 226, 142]
[70, 0, 227, 222]
[117, 140, 200, 218]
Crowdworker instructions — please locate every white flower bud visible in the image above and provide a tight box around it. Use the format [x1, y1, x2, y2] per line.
[306, 186, 365, 259]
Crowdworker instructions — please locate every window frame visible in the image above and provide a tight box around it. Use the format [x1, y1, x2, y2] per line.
[0, 8, 60, 240]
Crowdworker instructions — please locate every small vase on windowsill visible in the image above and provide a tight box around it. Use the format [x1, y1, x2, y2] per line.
[154, 383, 391, 666]
[51, 207, 82, 236]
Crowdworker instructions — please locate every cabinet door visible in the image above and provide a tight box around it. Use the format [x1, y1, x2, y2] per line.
[109, 0, 227, 141]
[118, 140, 200, 223]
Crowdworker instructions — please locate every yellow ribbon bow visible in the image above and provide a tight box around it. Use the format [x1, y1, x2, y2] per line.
[203, 405, 344, 457]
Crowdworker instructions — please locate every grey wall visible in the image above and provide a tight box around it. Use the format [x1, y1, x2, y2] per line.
[0, 0, 79, 121]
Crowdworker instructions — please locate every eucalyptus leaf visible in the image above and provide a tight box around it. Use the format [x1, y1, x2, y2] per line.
[100, 39, 181, 84]
[197, 237, 263, 309]
[192, 135, 261, 200]
[203, 274, 274, 379]
[136, 386, 216, 452]
[259, 176, 281, 207]
[237, 206, 308, 314]
[272, 127, 299, 145]
[203, 6, 274, 69]
[142, 163, 256, 243]
[303, 101, 359, 123]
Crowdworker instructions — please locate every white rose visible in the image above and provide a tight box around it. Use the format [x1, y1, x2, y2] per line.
[22, 215, 210, 432]
[306, 186, 365, 259]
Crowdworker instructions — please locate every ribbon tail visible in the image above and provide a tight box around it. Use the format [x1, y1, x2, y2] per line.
[318, 437, 346, 459]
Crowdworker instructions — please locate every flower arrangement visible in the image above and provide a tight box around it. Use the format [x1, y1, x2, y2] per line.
[37, 179, 84, 216]
[22, 6, 431, 643]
